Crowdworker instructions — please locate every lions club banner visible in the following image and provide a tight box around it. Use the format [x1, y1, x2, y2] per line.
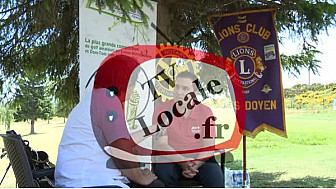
[208, 9, 286, 137]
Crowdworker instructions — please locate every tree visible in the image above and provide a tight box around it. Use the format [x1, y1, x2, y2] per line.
[11, 71, 53, 134]
[281, 49, 321, 79]
[0, 0, 153, 106]
[55, 99, 74, 123]
[0, 0, 79, 107]
[0, 105, 14, 130]
[155, 0, 334, 82]
[1, 0, 336, 104]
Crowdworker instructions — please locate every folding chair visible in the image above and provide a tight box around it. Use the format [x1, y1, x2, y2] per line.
[0, 130, 55, 188]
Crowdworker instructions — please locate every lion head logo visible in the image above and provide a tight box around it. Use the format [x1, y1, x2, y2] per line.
[254, 56, 266, 79]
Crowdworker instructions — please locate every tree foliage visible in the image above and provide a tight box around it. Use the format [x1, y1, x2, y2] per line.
[94, 0, 153, 25]
[1, 0, 79, 106]
[11, 71, 53, 134]
[281, 49, 321, 77]
[1, 0, 336, 105]
[284, 83, 336, 109]
[0, 104, 14, 130]
[284, 83, 336, 98]
[55, 99, 74, 123]
[166, 0, 335, 81]
[0, 0, 153, 106]
[164, 0, 336, 51]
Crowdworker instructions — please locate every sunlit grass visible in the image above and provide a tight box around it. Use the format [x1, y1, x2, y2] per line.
[0, 117, 66, 188]
[226, 109, 336, 187]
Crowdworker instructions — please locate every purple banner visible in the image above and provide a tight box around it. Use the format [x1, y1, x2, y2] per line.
[208, 9, 286, 137]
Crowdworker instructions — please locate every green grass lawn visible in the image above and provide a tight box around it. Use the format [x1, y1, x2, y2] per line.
[0, 117, 66, 188]
[228, 109, 336, 188]
[1, 110, 336, 188]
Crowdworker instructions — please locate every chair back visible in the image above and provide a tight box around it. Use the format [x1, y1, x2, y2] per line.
[1, 131, 37, 187]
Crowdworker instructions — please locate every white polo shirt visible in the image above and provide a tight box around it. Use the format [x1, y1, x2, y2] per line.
[55, 89, 130, 188]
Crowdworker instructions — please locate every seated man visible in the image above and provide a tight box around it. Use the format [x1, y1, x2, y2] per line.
[152, 71, 224, 187]
[55, 55, 163, 188]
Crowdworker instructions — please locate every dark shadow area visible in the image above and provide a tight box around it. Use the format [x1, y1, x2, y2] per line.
[219, 160, 336, 188]
[250, 171, 336, 188]
[226, 160, 243, 170]
[22, 132, 45, 137]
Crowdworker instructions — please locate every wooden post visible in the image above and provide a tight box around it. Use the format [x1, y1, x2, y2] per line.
[238, 1, 247, 186]
[243, 135, 247, 187]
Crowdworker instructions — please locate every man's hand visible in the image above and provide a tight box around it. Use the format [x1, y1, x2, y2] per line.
[190, 160, 205, 170]
[180, 162, 199, 178]
[182, 169, 196, 178]
[135, 168, 158, 186]
[110, 139, 157, 186]
[180, 160, 206, 178]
